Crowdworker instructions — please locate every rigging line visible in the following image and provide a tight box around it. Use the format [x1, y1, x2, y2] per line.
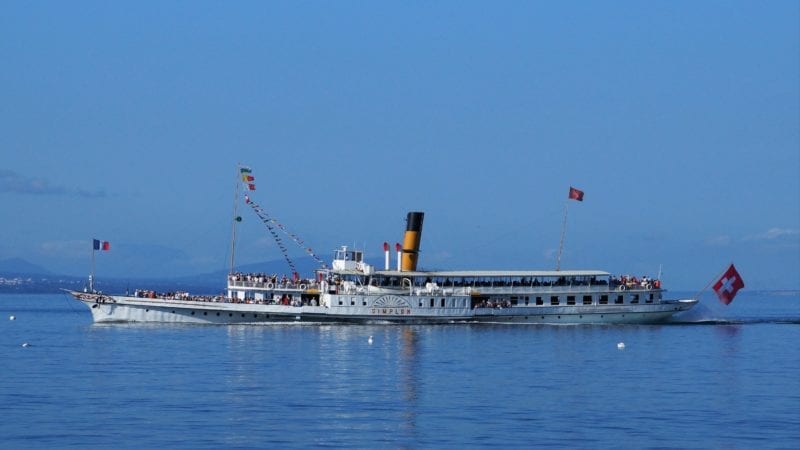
[60, 291, 84, 316]
[244, 198, 327, 268]
[246, 200, 298, 275]
[254, 210, 295, 271]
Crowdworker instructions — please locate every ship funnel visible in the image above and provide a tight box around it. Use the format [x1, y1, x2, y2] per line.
[401, 212, 424, 271]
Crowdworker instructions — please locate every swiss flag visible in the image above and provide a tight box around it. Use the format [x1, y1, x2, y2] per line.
[713, 264, 744, 305]
[568, 186, 584, 201]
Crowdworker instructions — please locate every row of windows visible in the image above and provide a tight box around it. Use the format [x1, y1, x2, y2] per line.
[337, 297, 461, 307]
[145, 308, 268, 319]
[334, 292, 659, 308]
[531, 293, 655, 306]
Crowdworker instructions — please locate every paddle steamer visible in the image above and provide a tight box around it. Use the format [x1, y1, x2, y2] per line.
[69, 212, 696, 324]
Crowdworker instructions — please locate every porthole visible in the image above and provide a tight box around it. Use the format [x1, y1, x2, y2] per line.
[203, 312, 207, 315]
[229, 313, 233, 317]
[241, 314, 245, 317]
[146, 309, 150, 312]
[191, 311, 195, 315]
[216, 312, 220, 316]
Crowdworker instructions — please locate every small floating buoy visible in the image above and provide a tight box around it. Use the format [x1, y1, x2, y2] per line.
[617, 342, 625, 349]
[368, 336, 373, 344]
[9, 315, 15, 321]
[21, 342, 30, 348]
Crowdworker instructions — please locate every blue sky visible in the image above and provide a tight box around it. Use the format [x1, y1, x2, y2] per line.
[1, 1, 798, 290]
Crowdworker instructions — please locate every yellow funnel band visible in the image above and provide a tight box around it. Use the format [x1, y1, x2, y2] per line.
[401, 230, 421, 271]
[401, 253, 418, 272]
[402, 231, 420, 252]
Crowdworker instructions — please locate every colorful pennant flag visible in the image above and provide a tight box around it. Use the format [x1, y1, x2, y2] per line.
[239, 167, 256, 190]
[244, 197, 326, 269]
[237, 166, 325, 271]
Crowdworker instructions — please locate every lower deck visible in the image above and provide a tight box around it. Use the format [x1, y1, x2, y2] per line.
[74, 291, 696, 325]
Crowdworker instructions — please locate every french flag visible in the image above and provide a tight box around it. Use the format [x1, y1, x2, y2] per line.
[93, 239, 110, 251]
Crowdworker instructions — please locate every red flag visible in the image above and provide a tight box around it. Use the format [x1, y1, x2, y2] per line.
[712, 264, 744, 305]
[568, 186, 584, 201]
[102, 241, 110, 251]
[247, 183, 256, 191]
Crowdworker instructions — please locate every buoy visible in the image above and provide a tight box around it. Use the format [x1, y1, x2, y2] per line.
[368, 336, 373, 344]
[21, 342, 30, 348]
[9, 315, 15, 321]
[617, 342, 625, 349]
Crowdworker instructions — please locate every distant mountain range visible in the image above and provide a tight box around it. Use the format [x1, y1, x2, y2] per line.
[0, 257, 54, 276]
[0, 255, 376, 295]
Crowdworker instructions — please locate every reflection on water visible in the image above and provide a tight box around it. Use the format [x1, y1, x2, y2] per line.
[400, 327, 419, 437]
[213, 324, 425, 446]
[2, 294, 799, 448]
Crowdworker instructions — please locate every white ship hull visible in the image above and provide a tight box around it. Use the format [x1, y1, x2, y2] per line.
[71, 291, 697, 325]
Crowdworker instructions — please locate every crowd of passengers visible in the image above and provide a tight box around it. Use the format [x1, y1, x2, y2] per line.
[475, 299, 513, 309]
[610, 275, 660, 289]
[133, 289, 223, 302]
[228, 272, 662, 290]
[132, 288, 315, 307]
[367, 275, 659, 290]
[228, 272, 318, 289]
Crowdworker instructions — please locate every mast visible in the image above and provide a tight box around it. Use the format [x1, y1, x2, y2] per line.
[556, 186, 583, 271]
[555, 201, 569, 271]
[89, 241, 96, 292]
[229, 165, 241, 275]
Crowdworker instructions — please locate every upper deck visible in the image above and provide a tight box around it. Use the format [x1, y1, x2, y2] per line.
[367, 269, 610, 278]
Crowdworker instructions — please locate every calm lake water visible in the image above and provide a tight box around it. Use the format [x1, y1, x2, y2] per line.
[1, 291, 798, 449]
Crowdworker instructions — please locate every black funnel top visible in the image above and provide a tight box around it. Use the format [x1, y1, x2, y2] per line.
[406, 212, 424, 232]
